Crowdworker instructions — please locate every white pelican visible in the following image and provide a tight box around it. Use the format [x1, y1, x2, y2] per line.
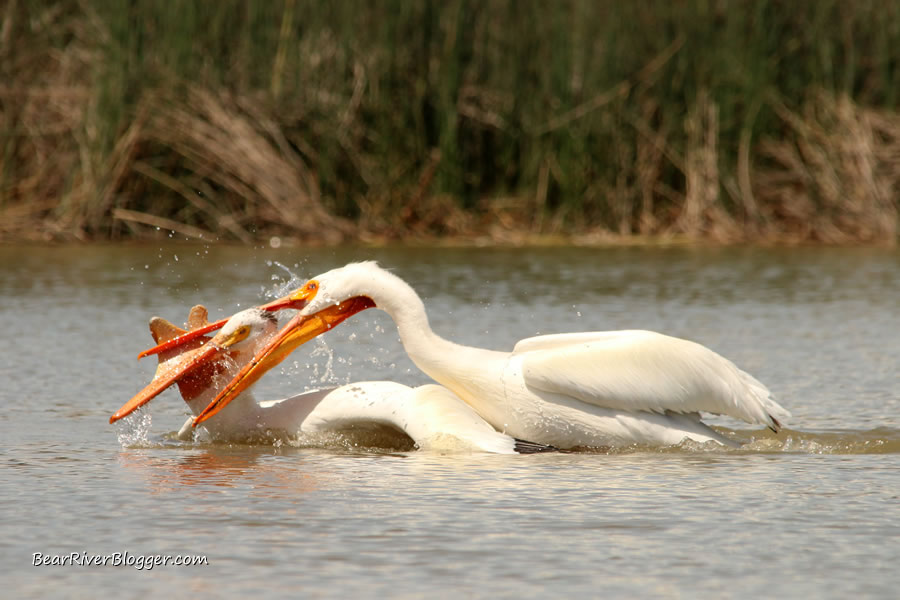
[191, 261, 790, 448]
[113, 306, 553, 454]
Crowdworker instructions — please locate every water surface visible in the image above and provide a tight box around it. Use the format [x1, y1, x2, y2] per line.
[2, 244, 898, 598]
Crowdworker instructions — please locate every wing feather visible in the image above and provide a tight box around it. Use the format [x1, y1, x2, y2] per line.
[516, 331, 789, 429]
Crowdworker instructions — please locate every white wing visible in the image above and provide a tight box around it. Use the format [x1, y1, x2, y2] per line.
[301, 382, 522, 453]
[401, 384, 521, 453]
[515, 331, 789, 429]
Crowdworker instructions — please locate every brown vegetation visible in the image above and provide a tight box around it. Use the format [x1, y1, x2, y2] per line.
[1, 2, 898, 245]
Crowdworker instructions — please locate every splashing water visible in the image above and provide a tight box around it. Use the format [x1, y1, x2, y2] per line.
[116, 412, 153, 448]
[262, 261, 306, 301]
[308, 338, 345, 385]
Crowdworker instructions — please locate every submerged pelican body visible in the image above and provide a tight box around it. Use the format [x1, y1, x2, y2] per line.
[189, 262, 790, 449]
[112, 306, 552, 454]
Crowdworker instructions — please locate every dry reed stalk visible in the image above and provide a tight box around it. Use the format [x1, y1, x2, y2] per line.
[90, 112, 145, 237]
[144, 87, 349, 241]
[129, 161, 254, 243]
[112, 208, 212, 241]
[611, 131, 635, 236]
[757, 91, 899, 244]
[0, 5, 97, 239]
[634, 99, 665, 235]
[674, 89, 740, 241]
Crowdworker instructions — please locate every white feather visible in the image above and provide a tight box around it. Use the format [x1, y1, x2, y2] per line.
[517, 330, 786, 428]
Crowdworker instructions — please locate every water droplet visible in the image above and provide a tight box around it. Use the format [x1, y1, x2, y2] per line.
[116, 413, 153, 447]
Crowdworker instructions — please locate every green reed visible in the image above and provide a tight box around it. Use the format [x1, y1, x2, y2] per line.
[2, 0, 898, 241]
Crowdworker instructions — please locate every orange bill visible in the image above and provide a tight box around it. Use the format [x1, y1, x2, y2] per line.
[192, 296, 375, 426]
[111, 312, 270, 424]
[110, 342, 223, 423]
[136, 294, 302, 360]
[136, 319, 227, 359]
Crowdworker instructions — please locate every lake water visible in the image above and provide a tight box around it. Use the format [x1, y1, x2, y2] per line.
[2, 244, 899, 598]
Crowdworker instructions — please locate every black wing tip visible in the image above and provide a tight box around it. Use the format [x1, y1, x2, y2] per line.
[513, 438, 560, 454]
[768, 414, 783, 433]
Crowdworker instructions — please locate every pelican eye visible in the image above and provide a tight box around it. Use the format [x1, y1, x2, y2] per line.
[303, 280, 319, 299]
[290, 279, 320, 303]
[226, 325, 251, 346]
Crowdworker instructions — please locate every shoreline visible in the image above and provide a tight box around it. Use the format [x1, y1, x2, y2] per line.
[2, 226, 896, 248]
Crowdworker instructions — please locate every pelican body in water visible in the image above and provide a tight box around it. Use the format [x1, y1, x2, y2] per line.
[113, 306, 552, 454]
[187, 262, 790, 448]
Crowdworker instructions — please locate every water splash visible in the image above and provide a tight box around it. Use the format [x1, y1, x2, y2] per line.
[308, 338, 343, 384]
[262, 261, 306, 300]
[585, 427, 900, 456]
[737, 427, 900, 455]
[115, 412, 153, 448]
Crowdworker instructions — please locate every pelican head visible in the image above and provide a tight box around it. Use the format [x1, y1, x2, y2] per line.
[294, 261, 419, 316]
[190, 263, 401, 425]
[110, 308, 279, 423]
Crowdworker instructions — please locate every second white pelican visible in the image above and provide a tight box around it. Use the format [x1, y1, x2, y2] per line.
[194, 262, 790, 448]
[113, 306, 552, 454]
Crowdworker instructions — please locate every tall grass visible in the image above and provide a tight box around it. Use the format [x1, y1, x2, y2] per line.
[2, 0, 899, 243]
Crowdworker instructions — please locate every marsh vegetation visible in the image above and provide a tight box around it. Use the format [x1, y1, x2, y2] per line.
[3, 1, 899, 243]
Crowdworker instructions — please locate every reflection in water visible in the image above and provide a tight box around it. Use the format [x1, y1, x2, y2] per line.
[116, 447, 322, 497]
